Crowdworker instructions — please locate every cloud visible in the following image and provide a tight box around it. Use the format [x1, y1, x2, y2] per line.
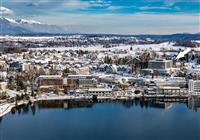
[63, 0, 90, 9]
[164, 0, 199, 6]
[142, 0, 200, 6]
[106, 6, 126, 10]
[0, 7, 13, 15]
[89, 0, 111, 7]
[27, 3, 39, 7]
[3, 0, 199, 35]
[139, 6, 172, 10]
[4, 0, 199, 16]
[63, 0, 111, 9]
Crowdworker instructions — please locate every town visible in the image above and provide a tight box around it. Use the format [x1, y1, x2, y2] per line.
[0, 35, 200, 117]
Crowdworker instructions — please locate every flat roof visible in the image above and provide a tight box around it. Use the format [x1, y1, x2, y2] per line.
[67, 75, 93, 77]
[149, 59, 172, 62]
[159, 86, 180, 90]
[88, 88, 113, 92]
[39, 75, 62, 79]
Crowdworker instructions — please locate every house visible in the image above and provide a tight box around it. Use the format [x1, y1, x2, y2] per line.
[188, 80, 200, 95]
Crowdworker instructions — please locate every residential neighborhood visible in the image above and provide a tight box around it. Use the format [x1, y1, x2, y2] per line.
[0, 36, 200, 117]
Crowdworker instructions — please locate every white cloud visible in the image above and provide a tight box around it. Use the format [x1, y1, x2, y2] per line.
[63, 0, 90, 9]
[63, 0, 111, 9]
[0, 7, 13, 15]
[89, 0, 111, 7]
[106, 6, 126, 10]
[139, 6, 172, 10]
[164, 0, 199, 6]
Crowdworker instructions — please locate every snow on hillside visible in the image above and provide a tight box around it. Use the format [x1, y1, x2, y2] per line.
[0, 17, 68, 34]
[29, 42, 186, 53]
[16, 19, 42, 25]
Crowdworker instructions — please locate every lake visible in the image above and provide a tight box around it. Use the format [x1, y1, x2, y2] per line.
[0, 98, 200, 140]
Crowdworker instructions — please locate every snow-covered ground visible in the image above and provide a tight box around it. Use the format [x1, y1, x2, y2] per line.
[28, 42, 190, 59]
[29, 42, 186, 52]
[0, 36, 56, 41]
[192, 40, 200, 43]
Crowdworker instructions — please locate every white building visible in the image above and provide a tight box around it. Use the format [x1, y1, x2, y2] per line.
[189, 80, 200, 95]
[0, 71, 7, 80]
[148, 59, 173, 70]
[0, 82, 7, 91]
[141, 59, 173, 76]
[88, 88, 113, 94]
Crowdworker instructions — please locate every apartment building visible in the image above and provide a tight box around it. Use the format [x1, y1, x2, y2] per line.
[189, 80, 200, 95]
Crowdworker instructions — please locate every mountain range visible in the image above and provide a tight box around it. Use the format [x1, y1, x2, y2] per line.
[0, 17, 200, 41]
[0, 17, 68, 35]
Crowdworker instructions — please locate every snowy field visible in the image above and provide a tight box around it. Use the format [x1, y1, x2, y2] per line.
[0, 36, 56, 41]
[29, 42, 187, 52]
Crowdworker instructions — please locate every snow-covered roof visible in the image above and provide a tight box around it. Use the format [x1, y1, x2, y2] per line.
[176, 48, 191, 60]
[88, 88, 112, 92]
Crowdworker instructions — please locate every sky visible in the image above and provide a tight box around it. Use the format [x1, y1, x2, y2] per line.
[0, 0, 200, 34]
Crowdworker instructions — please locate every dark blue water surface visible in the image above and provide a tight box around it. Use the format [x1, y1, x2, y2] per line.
[0, 99, 200, 140]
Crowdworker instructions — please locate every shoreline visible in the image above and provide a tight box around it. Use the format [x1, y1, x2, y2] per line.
[0, 94, 199, 118]
[0, 101, 29, 118]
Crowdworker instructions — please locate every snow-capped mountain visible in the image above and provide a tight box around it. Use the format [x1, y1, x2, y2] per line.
[0, 17, 68, 35]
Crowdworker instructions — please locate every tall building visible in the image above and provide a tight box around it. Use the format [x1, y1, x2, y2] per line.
[141, 59, 173, 76]
[188, 80, 200, 95]
[148, 59, 173, 70]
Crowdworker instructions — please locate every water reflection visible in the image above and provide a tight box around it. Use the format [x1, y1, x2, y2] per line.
[37, 100, 93, 109]
[0, 96, 199, 122]
[13, 96, 200, 113]
[31, 105, 36, 116]
[0, 97, 199, 140]
[188, 96, 200, 111]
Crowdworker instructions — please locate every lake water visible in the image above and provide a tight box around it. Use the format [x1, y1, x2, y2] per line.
[0, 98, 200, 140]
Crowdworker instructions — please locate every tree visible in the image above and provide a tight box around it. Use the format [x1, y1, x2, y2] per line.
[26, 68, 36, 97]
[63, 67, 70, 74]
[104, 56, 113, 64]
[8, 76, 16, 90]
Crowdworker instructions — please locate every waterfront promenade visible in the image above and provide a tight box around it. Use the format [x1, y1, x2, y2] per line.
[1, 92, 198, 118]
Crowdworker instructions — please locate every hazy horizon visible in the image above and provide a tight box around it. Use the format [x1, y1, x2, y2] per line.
[1, 0, 200, 34]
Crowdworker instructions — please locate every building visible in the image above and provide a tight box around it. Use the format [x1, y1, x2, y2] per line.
[141, 59, 173, 76]
[37, 75, 64, 94]
[22, 63, 34, 72]
[0, 61, 7, 81]
[0, 71, 7, 81]
[154, 77, 187, 88]
[189, 80, 200, 95]
[158, 86, 181, 94]
[0, 61, 7, 71]
[148, 59, 173, 70]
[87, 88, 113, 94]
[78, 67, 90, 75]
[0, 82, 7, 92]
[64, 75, 98, 91]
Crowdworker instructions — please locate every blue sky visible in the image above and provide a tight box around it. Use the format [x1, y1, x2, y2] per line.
[1, 0, 200, 34]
